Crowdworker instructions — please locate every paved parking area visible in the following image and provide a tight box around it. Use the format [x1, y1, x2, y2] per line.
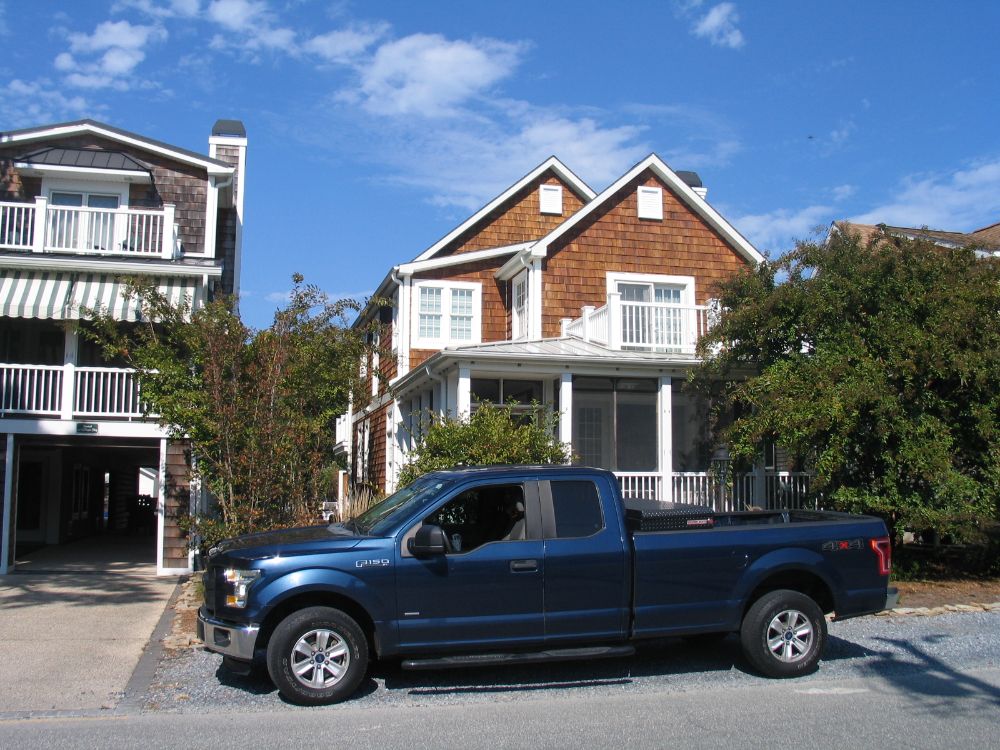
[0, 539, 178, 714]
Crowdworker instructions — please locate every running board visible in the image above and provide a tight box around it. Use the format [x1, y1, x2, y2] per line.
[401, 644, 635, 671]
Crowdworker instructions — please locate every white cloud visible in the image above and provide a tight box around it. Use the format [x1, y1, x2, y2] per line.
[735, 204, 833, 254]
[344, 33, 526, 118]
[304, 23, 389, 65]
[207, 0, 266, 32]
[832, 184, 856, 201]
[68, 20, 166, 52]
[691, 3, 745, 49]
[1, 79, 93, 124]
[851, 157, 1000, 230]
[829, 118, 856, 146]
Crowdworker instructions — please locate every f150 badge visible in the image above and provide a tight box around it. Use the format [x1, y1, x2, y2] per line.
[356, 559, 391, 568]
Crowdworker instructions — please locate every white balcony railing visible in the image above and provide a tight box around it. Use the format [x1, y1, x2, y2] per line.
[615, 470, 815, 512]
[0, 198, 178, 258]
[562, 293, 712, 354]
[0, 363, 149, 419]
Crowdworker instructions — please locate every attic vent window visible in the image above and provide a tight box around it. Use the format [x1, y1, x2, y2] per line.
[539, 184, 563, 215]
[637, 186, 663, 220]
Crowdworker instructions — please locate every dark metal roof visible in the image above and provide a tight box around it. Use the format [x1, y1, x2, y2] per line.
[0, 119, 234, 170]
[212, 119, 246, 138]
[17, 147, 150, 172]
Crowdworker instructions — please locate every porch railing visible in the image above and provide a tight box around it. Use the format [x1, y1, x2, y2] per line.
[615, 470, 816, 512]
[0, 363, 150, 419]
[0, 198, 179, 258]
[562, 293, 711, 354]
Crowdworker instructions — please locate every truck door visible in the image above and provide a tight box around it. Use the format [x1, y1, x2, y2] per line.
[394, 480, 545, 652]
[540, 477, 630, 643]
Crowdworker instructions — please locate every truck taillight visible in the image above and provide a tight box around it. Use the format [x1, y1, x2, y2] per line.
[871, 537, 891, 576]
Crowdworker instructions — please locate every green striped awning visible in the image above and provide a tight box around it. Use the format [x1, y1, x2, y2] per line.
[0, 271, 205, 321]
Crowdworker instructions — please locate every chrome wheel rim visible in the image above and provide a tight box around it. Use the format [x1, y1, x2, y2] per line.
[766, 609, 814, 663]
[290, 628, 351, 689]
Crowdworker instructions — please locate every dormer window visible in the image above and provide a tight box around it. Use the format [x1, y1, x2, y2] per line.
[539, 184, 563, 215]
[637, 186, 663, 220]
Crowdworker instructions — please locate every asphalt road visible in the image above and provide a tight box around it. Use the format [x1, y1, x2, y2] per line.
[0, 609, 997, 748]
[1, 665, 997, 749]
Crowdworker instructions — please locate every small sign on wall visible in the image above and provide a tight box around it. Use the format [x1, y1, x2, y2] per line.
[76, 423, 99, 435]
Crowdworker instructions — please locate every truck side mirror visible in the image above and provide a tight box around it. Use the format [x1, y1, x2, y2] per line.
[409, 524, 449, 558]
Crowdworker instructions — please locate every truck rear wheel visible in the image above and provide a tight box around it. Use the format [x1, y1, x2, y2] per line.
[740, 589, 826, 678]
[266, 606, 369, 705]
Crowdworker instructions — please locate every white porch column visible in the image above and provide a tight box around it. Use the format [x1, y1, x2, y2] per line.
[659, 376, 673, 503]
[60, 327, 78, 421]
[162, 203, 177, 259]
[397, 274, 412, 376]
[559, 373, 573, 454]
[529, 258, 543, 339]
[0, 435, 14, 574]
[32, 196, 47, 253]
[156, 438, 167, 576]
[456, 367, 471, 418]
[608, 292, 622, 349]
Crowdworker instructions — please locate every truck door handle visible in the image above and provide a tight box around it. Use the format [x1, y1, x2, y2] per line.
[510, 559, 538, 573]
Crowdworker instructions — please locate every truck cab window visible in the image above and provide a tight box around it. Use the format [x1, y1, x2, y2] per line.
[550, 480, 604, 538]
[424, 483, 525, 553]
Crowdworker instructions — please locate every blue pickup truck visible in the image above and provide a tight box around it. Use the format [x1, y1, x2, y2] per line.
[198, 465, 895, 705]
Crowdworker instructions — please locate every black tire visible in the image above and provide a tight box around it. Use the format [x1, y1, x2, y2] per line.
[740, 589, 826, 678]
[266, 606, 369, 705]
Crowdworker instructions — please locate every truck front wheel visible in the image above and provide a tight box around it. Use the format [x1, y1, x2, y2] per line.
[266, 606, 369, 705]
[740, 589, 826, 678]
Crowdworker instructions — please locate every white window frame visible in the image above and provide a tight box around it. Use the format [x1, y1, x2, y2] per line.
[606, 272, 696, 306]
[512, 269, 529, 340]
[411, 280, 482, 349]
[43, 177, 130, 254]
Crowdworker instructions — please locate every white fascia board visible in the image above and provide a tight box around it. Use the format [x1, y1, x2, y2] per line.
[0, 418, 170, 438]
[0, 255, 223, 277]
[14, 163, 153, 183]
[399, 242, 529, 275]
[3, 122, 234, 176]
[495, 248, 534, 281]
[412, 157, 595, 263]
[532, 154, 764, 266]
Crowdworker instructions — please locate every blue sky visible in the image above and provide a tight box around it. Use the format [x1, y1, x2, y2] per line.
[3, 1, 999, 328]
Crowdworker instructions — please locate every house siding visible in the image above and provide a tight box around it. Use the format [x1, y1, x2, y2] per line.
[436, 173, 586, 257]
[163, 439, 191, 570]
[542, 170, 750, 337]
[352, 405, 388, 492]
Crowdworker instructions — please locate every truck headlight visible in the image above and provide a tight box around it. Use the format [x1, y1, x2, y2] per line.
[223, 568, 261, 608]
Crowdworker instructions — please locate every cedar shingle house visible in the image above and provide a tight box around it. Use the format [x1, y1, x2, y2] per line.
[0, 118, 246, 575]
[338, 154, 812, 508]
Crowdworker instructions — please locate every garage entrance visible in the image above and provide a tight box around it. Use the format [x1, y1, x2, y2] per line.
[11, 437, 161, 571]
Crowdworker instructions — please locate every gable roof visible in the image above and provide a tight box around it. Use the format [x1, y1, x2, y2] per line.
[524, 153, 763, 266]
[412, 156, 595, 262]
[0, 119, 234, 175]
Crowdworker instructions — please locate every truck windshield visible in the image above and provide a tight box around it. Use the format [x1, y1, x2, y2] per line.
[349, 476, 451, 535]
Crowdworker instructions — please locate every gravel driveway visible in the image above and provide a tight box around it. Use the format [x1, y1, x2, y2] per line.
[142, 608, 1000, 713]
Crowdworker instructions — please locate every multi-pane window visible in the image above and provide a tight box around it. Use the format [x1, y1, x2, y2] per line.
[512, 271, 528, 339]
[450, 288, 473, 340]
[418, 287, 442, 339]
[412, 282, 481, 346]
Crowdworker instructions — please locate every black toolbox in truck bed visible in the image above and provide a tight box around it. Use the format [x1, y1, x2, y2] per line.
[623, 499, 716, 532]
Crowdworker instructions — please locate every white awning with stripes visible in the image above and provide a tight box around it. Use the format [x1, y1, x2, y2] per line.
[0, 271, 205, 321]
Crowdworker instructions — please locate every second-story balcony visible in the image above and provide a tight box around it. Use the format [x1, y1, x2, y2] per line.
[560, 292, 714, 354]
[0, 363, 150, 420]
[0, 197, 179, 259]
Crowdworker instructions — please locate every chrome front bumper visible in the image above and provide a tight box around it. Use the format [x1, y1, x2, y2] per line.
[197, 608, 260, 661]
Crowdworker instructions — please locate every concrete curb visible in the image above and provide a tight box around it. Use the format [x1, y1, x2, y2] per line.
[115, 577, 186, 714]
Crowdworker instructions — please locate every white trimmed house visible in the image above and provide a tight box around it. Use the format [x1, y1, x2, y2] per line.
[0, 119, 247, 575]
[339, 155, 812, 510]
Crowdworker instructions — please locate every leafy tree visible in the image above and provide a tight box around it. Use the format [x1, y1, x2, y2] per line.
[87, 275, 366, 548]
[398, 402, 571, 487]
[694, 228, 1000, 540]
